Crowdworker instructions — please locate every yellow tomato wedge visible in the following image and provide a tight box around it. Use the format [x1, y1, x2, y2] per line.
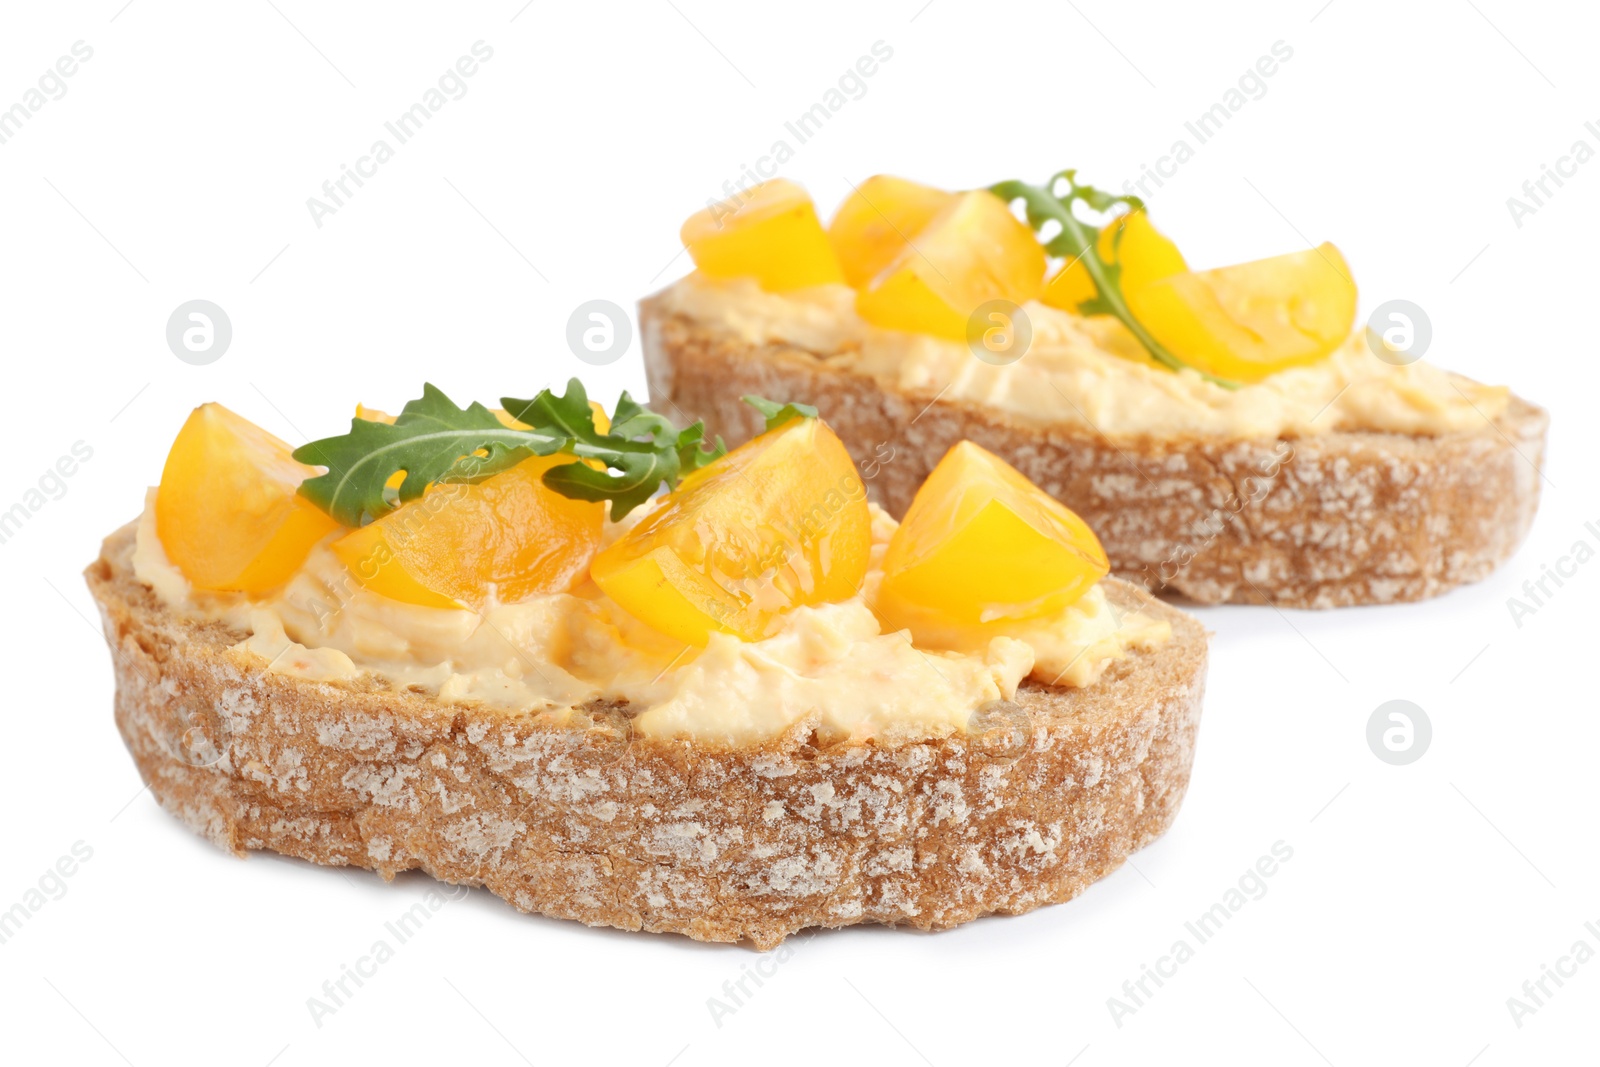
[681, 178, 844, 292]
[332, 402, 608, 610]
[827, 175, 955, 288]
[330, 453, 604, 611]
[875, 442, 1108, 645]
[855, 190, 1046, 340]
[590, 416, 871, 646]
[156, 403, 340, 592]
[1126, 243, 1358, 383]
[1041, 210, 1187, 312]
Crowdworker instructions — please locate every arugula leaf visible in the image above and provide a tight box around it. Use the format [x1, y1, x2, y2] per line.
[500, 379, 619, 450]
[503, 383, 727, 519]
[606, 392, 680, 443]
[620, 394, 728, 476]
[672, 421, 726, 477]
[294, 379, 726, 525]
[294, 385, 558, 525]
[989, 171, 1239, 389]
[742, 395, 819, 432]
[541, 450, 680, 521]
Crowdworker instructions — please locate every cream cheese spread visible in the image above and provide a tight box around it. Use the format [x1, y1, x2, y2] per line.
[133, 491, 1169, 746]
[658, 274, 1511, 440]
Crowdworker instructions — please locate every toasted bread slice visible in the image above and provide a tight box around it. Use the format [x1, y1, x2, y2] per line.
[640, 293, 1549, 608]
[88, 522, 1206, 949]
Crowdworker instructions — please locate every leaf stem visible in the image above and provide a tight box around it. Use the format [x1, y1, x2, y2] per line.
[990, 177, 1240, 390]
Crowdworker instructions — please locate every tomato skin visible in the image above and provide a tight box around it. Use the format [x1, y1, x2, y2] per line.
[1041, 211, 1188, 313]
[855, 191, 1045, 341]
[682, 179, 844, 292]
[827, 175, 955, 288]
[591, 418, 871, 646]
[156, 404, 340, 593]
[330, 454, 605, 611]
[875, 440, 1109, 644]
[1127, 243, 1358, 383]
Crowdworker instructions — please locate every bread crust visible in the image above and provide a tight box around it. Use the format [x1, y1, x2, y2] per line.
[87, 524, 1206, 949]
[640, 293, 1549, 608]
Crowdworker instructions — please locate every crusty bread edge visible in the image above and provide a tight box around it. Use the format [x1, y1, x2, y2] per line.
[87, 523, 1207, 949]
[639, 292, 1549, 608]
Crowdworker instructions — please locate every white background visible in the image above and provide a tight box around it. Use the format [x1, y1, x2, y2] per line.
[1, 1, 1595, 1063]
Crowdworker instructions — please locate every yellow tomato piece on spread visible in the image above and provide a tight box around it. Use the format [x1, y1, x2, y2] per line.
[876, 442, 1109, 640]
[681, 178, 844, 292]
[855, 190, 1047, 341]
[1126, 243, 1358, 383]
[827, 175, 956, 288]
[330, 453, 604, 611]
[1041, 210, 1187, 312]
[155, 403, 340, 593]
[591, 416, 872, 646]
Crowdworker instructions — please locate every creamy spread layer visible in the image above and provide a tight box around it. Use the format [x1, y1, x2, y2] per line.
[133, 491, 1169, 746]
[660, 275, 1511, 440]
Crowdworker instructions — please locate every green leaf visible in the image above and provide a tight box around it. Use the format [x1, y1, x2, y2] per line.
[502, 379, 616, 451]
[294, 379, 722, 526]
[673, 421, 726, 476]
[742, 395, 818, 432]
[294, 384, 562, 526]
[989, 171, 1240, 389]
[542, 450, 678, 522]
[607, 391, 680, 444]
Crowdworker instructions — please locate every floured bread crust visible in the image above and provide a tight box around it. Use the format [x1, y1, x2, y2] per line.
[640, 293, 1549, 608]
[88, 524, 1207, 949]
